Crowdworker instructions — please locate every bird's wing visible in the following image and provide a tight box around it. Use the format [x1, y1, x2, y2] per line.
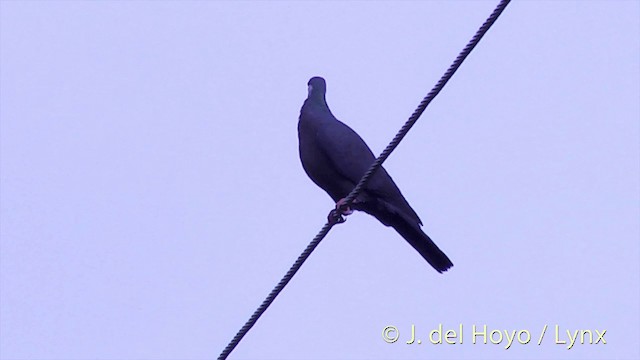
[315, 118, 377, 186]
[314, 118, 423, 225]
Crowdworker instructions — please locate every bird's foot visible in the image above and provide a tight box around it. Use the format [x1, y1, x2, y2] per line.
[336, 198, 354, 215]
[327, 209, 346, 225]
[327, 198, 355, 225]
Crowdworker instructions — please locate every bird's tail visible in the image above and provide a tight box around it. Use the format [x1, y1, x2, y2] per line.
[391, 218, 453, 273]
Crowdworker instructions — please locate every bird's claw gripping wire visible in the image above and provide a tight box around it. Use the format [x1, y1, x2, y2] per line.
[327, 209, 346, 225]
[327, 198, 354, 225]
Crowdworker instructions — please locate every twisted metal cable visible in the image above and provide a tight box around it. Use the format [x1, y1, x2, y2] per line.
[217, 222, 336, 360]
[218, 1, 510, 358]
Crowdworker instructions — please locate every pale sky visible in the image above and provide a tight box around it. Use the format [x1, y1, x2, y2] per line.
[1, 1, 639, 359]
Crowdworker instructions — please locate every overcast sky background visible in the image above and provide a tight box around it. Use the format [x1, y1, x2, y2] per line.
[1, 1, 639, 359]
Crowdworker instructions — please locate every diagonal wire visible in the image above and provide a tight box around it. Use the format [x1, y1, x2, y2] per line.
[217, 222, 334, 360]
[218, 1, 511, 359]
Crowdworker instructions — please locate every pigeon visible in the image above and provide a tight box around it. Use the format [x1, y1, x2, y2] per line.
[298, 76, 453, 273]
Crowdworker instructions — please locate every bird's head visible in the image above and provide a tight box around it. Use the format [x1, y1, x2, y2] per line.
[307, 76, 327, 100]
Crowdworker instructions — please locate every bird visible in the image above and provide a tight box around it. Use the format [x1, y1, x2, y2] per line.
[298, 76, 453, 273]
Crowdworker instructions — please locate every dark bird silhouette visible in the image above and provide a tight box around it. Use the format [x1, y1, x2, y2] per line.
[297, 76, 453, 273]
